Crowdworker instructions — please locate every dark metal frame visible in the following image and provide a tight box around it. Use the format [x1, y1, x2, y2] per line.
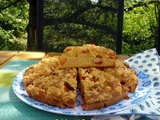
[116, 0, 124, 54]
[37, 0, 44, 51]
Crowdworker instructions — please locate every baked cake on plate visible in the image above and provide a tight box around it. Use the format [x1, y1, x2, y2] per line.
[23, 44, 138, 110]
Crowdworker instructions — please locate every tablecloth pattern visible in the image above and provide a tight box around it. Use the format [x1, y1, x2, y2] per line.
[92, 48, 160, 120]
[0, 49, 160, 120]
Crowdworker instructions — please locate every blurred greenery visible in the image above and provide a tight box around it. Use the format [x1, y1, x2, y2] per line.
[0, 0, 28, 50]
[43, 0, 118, 52]
[0, 0, 159, 54]
[123, 3, 158, 54]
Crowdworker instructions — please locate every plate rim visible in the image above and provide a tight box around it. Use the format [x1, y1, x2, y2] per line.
[12, 68, 152, 116]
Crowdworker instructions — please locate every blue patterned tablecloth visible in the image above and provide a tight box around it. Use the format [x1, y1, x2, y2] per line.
[92, 48, 160, 120]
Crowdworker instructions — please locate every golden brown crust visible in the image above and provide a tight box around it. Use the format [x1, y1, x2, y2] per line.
[23, 44, 138, 111]
[104, 64, 138, 93]
[105, 91, 128, 106]
[78, 67, 129, 110]
[58, 44, 117, 68]
[114, 59, 129, 68]
[23, 57, 59, 88]
[82, 91, 128, 110]
[23, 57, 77, 108]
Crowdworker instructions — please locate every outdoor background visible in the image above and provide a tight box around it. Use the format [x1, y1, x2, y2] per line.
[0, 0, 159, 54]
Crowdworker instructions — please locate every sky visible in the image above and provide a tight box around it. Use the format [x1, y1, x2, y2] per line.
[90, 0, 99, 4]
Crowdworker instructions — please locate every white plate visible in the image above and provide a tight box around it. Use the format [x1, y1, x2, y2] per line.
[12, 67, 152, 116]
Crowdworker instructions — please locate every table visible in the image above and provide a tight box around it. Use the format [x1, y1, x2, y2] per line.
[0, 51, 158, 120]
[0, 51, 130, 68]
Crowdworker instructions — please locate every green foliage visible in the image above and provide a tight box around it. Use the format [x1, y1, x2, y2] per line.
[0, 0, 159, 54]
[43, 0, 159, 53]
[43, 0, 117, 52]
[0, 0, 28, 50]
[123, 3, 158, 54]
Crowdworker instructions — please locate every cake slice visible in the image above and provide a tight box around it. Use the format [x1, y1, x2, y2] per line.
[78, 67, 129, 110]
[23, 57, 60, 88]
[58, 44, 117, 68]
[23, 57, 78, 108]
[114, 59, 130, 68]
[104, 65, 138, 93]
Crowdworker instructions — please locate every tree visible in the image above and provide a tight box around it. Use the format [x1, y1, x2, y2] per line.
[30, 0, 159, 53]
[0, 0, 20, 11]
[0, 0, 28, 50]
[26, 0, 37, 50]
[0, 0, 159, 53]
[123, 0, 160, 53]
[36, 0, 120, 52]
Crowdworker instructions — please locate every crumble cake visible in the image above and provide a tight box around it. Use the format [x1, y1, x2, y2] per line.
[58, 44, 117, 68]
[104, 65, 138, 93]
[23, 44, 138, 110]
[23, 57, 60, 88]
[78, 67, 129, 110]
[23, 57, 77, 108]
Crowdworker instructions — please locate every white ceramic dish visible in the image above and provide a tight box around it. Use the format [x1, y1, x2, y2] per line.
[12, 67, 152, 116]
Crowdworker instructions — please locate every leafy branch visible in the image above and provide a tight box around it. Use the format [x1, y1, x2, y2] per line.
[0, 0, 22, 12]
[124, 0, 160, 12]
[44, 4, 117, 35]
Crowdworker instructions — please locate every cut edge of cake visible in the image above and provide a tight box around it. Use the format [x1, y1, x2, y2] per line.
[78, 67, 129, 110]
[58, 44, 117, 68]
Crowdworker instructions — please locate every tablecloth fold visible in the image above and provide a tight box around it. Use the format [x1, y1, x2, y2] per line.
[92, 48, 160, 119]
